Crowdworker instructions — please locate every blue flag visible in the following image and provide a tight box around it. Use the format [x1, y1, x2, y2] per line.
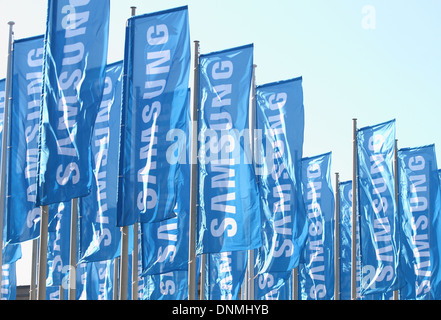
[197, 44, 261, 254]
[398, 144, 441, 300]
[255, 77, 306, 273]
[46, 201, 71, 287]
[255, 271, 292, 300]
[1, 262, 16, 300]
[6, 36, 44, 243]
[143, 270, 188, 300]
[36, 0, 110, 206]
[78, 61, 123, 263]
[205, 250, 247, 300]
[357, 119, 398, 295]
[75, 260, 114, 300]
[141, 89, 190, 276]
[299, 152, 335, 300]
[46, 286, 68, 300]
[338, 180, 354, 300]
[117, 6, 190, 226]
[0, 78, 5, 170]
[2, 70, 22, 262]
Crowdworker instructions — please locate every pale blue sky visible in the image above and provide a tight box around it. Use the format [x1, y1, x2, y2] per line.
[1, 0, 441, 285]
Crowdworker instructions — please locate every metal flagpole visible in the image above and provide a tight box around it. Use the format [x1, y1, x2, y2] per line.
[334, 172, 340, 300]
[0, 21, 14, 288]
[68, 197, 78, 300]
[59, 285, 64, 300]
[29, 239, 38, 300]
[247, 64, 257, 300]
[199, 253, 205, 300]
[351, 118, 357, 300]
[120, 6, 137, 301]
[188, 40, 200, 300]
[119, 225, 129, 300]
[393, 139, 399, 300]
[132, 222, 139, 300]
[113, 257, 119, 300]
[292, 267, 298, 300]
[37, 205, 49, 300]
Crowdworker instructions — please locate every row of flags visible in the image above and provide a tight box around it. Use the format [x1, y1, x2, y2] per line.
[1, 2, 440, 300]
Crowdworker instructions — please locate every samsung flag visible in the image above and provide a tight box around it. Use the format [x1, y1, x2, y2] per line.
[46, 202, 71, 287]
[205, 251, 247, 300]
[357, 119, 398, 295]
[76, 260, 114, 300]
[255, 77, 306, 273]
[36, 0, 110, 205]
[197, 44, 261, 254]
[338, 180, 354, 300]
[6, 36, 44, 243]
[1, 263, 16, 300]
[398, 145, 441, 299]
[144, 270, 188, 300]
[299, 152, 335, 300]
[255, 270, 292, 300]
[141, 89, 190, 276]
[117, 6, 190, 226]
[78, 61, 123, 263]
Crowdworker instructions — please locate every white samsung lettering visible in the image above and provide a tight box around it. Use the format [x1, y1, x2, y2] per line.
[157, 220, 178, 263]
[306, 161, 326, 298]
[364, 132, 395, 287]
[219, 252, 233, 299]
[266, 91, 294, 260]
[160, 272, 176, 295]
[407, 154, 431, 295]
[207, 58, 238, 239]
[23, 44, 43, 227]
[92, 75, 114, 249]
[137, 23, 170, 213]
[56, 0, 91, 185]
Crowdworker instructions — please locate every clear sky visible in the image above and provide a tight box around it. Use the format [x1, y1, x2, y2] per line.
[1, 0, 441, 286]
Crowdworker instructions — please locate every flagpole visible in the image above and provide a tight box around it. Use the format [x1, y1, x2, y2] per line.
[29, 238, 38, 300]
[120, 227, 129, 300]
[188, 39, 200, 301]
[334, 172, 340, 300]
[132, 222, 139, 300]
[119, 6, 137, 301]
[68, 198, 78, 300]
[113, 257, 119, 300]
[351, 118, 357, 300]
[37, 205, 48, 300]
[0, 21, 14, 286]
[393, 139, 399, 300]
[199, 253, 205, 300]
[247, 64, 257, 300]
[292, 267, 298, 300]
